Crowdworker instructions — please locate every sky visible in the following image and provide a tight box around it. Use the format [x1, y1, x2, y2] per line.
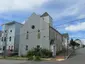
[0, 0, 85, 43]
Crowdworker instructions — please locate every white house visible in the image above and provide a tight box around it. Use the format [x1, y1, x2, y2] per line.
[1, 21, 23, 55]
[75, 39, 83, 48]
[62, 33, 69, 49]
[19, 12, 63, 56]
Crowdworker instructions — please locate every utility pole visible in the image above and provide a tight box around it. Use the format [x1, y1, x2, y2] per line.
[66, 34, 69, 56]
[3, 31, 7, 58]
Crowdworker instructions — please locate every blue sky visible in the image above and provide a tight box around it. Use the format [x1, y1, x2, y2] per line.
[0, 0, 85, 41]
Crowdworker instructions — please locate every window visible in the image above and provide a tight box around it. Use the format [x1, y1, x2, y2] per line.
[10, 46, 13, 51]
[38, 30, 40, 32]
[37, 45, 40, 48]
[37, 30, 40, 39]
[31, 25, 35, 29]
[11, 46, 13, 50]
[2, 37, 3, 41]
[10, 30, 12, 32]
[3, 46, 5, 50]
[26, 45, 28, 50]
[0, 48, 2, 50]
[5, 30, 7, 33]
[4, 37, 6, 41]
[26, 31, 29, 39]
[9, 46, 10, 50]
[9, 37, 11, 41]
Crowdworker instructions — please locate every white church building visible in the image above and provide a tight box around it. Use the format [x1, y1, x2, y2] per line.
[19, 12, 64, 56]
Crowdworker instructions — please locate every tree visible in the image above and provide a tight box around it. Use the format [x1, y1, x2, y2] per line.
[70, 39, 76, 49]
[75, 43, 80, 47]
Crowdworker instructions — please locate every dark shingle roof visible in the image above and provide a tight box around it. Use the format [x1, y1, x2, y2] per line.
[2, 21, 23, 25]
[40, 12, 50, 17]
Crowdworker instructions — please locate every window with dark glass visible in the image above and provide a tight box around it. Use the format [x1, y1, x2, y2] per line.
[9, 37, 11, 41]
[2, 37, 3, 41]
[9, 46, 10, 50]
[26, 45, 28, 50]
[3, 46, 5, 50]
[10, 30, 12, 32]
[31, 25, 35, 29]
[37, 30, 40, 39]
[26, 31, 29, 39]
[4, 37, 6, 41]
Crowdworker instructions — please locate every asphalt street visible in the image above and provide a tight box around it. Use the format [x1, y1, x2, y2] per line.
[0, 48, 85, 64]
[23, 48, 85, 64]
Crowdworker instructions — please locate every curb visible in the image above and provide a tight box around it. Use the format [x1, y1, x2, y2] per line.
[66, 48, 81, 59]
[65, 50, 74, 60]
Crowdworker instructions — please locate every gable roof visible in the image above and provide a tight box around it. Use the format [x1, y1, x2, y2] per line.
[40, 12, 49, 17]
[40, 12, 52, 19]
[2, 21, 23, 26]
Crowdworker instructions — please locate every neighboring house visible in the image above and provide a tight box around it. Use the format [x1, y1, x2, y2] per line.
[19, 12, 63, 56]
[0, 31, 3, 54]
[62, 33, 69, 49]
[75, 39, 83, 48]
[1, 21, 23, 55]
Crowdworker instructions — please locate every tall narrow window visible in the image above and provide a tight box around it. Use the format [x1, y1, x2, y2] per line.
[2, 37, 3, 41]
[26, 45, 28, 50]
[26, 31, 29, 39]
[10, 30, 12, 32]
[9, 37, 11, 41]
[4, 37, 6, 41]
[37, 30, 40, 39]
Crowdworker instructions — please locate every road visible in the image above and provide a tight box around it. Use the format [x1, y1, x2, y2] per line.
[0, 48, 85, 64]
[0, 60, 27, 64]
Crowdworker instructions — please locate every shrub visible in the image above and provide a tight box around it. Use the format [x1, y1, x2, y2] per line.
[27, 50, 34, 57]
[40, 48, 52, 58]
[33, 56, 41, 61]
[27, 46, 52, 60]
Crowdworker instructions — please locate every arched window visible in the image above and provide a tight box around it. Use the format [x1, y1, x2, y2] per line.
[2, 37, 3, 41]
[26, 31, 29, 39]
[9, 37, 11, 41]
[26, 45, 28, 50]
[37, 30, 40, 39]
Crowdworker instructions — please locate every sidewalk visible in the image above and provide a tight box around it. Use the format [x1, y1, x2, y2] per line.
[56, 48, 73, 60]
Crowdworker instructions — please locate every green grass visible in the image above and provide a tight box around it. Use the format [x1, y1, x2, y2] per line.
[0, 56, 28, 60]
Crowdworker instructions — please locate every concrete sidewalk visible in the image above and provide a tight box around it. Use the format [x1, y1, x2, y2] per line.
[56, 48, 73, 60]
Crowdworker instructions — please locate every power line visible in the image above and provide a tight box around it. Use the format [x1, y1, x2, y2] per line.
[54, 18, 85, 28]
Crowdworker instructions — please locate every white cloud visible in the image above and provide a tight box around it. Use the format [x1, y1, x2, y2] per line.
[77, 14, 85, 19]
[65, 22, 85, 32]
[0, 0, 49, 13]
[22, 21, 25, 24]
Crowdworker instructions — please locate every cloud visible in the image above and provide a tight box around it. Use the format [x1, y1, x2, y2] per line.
[0, 0, 49, 13]
[77, 14, 85, 19]
[22, 21, 25, 24]
[65, 22, 85, 32]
